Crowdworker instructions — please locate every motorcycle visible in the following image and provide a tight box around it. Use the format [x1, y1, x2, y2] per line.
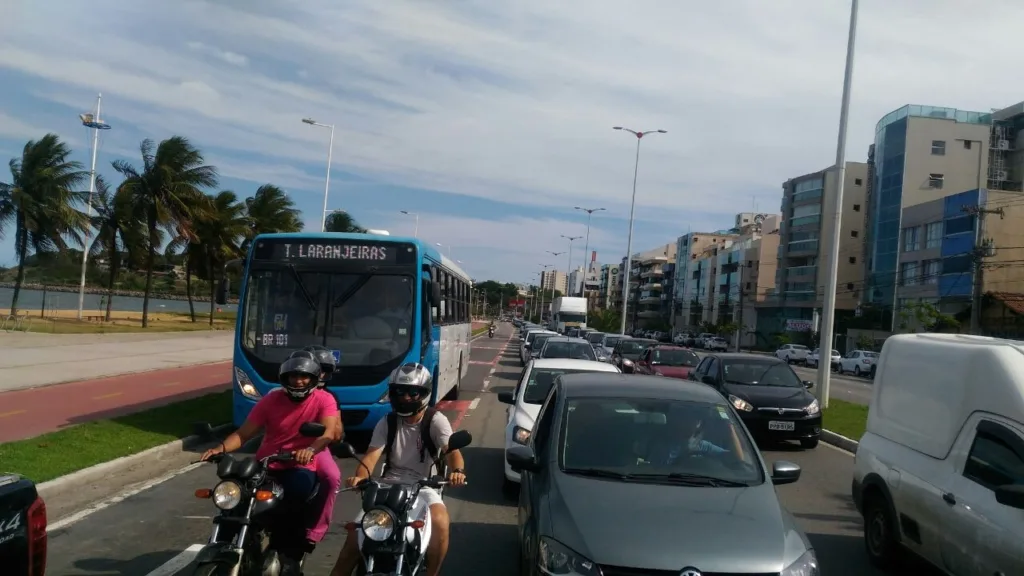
[488, 326, 495, 338]
[335, 429, 473, 576]
[189, 421, 327, 576]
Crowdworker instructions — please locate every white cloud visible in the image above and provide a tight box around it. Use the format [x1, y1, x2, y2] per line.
[3, 0, 1024, 280]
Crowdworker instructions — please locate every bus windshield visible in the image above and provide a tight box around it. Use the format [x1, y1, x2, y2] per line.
[240, 267, 415, 383]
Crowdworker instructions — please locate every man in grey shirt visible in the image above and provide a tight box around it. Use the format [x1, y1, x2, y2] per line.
[329, 363, 467, 576]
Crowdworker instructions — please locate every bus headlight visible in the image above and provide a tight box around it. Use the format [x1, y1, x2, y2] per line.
[234, 367, 261, 400]
[213, 481, 243, 510]
[361, 508, 395, 541]
[377, 390, 390, 403]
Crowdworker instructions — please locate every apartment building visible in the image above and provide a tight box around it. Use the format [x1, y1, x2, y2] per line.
[617, 243, 677, 329]
[539, 269, 567, 296]
[598, 263, 620, 309]
[567, 251, 602, 307]
[756, 162, 868, 335]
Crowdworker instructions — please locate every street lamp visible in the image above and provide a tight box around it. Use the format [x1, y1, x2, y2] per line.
[399, 210, 419, 237]
[613, 126, 667, 335]
[77, 94, 112, 320]
[561, 235, 582, 295]
[435, 242, 452, 258]
[302, 117, 335, 232]
[574, 206, 605, 293]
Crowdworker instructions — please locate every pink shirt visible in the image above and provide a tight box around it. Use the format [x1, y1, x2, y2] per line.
[248, 388, 339, 471]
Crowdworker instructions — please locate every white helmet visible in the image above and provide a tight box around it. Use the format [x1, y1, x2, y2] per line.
[387, 362, 433, 416]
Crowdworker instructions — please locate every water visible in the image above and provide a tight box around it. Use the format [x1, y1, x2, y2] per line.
[0, 287, 238, 314]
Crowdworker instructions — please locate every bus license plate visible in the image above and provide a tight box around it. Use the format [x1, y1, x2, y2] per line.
[768, 421, 795, 431]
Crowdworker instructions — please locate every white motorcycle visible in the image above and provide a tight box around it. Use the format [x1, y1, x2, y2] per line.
[333, 430, 472, 576]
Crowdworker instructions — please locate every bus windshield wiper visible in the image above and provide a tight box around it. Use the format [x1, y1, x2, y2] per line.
[287, 264, 317, 311]
[332, 274, 372, 308]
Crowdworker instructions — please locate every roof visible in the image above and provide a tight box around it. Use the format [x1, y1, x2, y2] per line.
[543, 337, 589, 344]
[702, 352, 785, 363]
[530, 358, 620, 372]
[558, 373, 726, 404]
[990, 292, 1024, 316]
[650, 344, 689, 350]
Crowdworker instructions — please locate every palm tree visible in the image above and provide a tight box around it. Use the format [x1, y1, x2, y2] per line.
[243, 184, 302, 251]
[0, 134, 90, 315]
[87, 176, 145, 321]
[324, 210, 366, 233]
[193, 191, 248, 325]
[113, 137, 217, 327]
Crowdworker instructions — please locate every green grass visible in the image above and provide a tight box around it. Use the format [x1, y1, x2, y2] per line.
[823, 399, 869, 441]
[472, 326, 489, 336]
[0, 390, 233, 483]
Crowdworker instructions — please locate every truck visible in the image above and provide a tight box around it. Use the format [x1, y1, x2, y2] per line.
[0, 473, 47, 576]
[550, 296, 587, 334]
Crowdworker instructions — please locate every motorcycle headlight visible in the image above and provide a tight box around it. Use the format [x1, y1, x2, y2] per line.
[728, 394, 754, 412]
[213, 481, 243, 510]
[512, 425, 531, 445]
[805, 399, 820, 416]
[234, 367, 261, 400]
[781, 549, 819, 576]
[538, 537, 601, 576]
[361, 508, 395, 542]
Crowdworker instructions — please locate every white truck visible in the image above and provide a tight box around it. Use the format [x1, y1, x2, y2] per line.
[550, 297, 587, 334]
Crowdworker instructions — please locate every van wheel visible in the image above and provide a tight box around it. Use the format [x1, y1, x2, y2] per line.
[863, 494, 901, 568]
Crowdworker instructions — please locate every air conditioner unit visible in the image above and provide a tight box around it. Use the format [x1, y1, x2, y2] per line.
[997, 140, 1010, 150]
[994, 171, 1008, 180]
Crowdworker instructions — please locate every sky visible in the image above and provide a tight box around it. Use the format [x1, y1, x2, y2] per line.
[2, 0, 1023, 285]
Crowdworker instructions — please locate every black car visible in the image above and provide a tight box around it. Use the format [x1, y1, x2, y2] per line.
[610, 338, 657, 373]
[506, 373, 817, 575]
[689, 353, 822, 448]
[0, 474, 47, 576]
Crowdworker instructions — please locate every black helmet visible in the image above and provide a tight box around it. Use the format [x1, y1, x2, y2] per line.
[278, 353, 321, 402]
[386, 362, 433, 416]
[295, 345, 337, 386]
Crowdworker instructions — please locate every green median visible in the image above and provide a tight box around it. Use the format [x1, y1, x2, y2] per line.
[472, 326, 489, 336]
[0, 390, 233, 483]
[823, 399, 869, 442]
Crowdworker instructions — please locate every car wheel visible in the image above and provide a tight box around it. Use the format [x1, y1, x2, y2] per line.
[863, 493, 901, 568]
[503, 478, 519, 500]
[854, 365, 862, 376]
[800, 437, 819, 449]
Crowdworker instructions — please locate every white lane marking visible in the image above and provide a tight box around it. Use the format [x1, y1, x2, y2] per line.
[180, 515, 212, 520]
[489, 367, 496, 375]
[469, 397, 480, 410]
[482, 380, 490, 390]
[48, 462, 204, 532]
[144, 543, 205, 576]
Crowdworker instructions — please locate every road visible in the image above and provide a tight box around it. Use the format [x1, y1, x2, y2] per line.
[0, 362, 231, 442]
[43, 324, 934, 575]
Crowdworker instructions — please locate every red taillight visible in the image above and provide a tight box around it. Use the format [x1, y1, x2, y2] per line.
[27, 496, 47, 576]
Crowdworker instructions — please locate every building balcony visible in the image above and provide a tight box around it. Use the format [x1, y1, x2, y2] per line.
[639, 295, 660, 304]
[786, 241, 818, 256]
[639, 255, 669, 265]
[785, 265, 817, 280]
[637, 310, 661, 318]
[640, 269, 664, 279]
[640, 282, 662, 291]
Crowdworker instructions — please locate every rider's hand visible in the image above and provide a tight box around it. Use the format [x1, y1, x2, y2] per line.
[447, 469, 467, 486]
[200, 445, 224, 462]
[345, 476, 366, 488]
[293, 448, 315, 465]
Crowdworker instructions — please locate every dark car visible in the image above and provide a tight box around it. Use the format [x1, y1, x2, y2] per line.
[634, 345, 700, 380]
[538, 337, 598, 361]
[506, 373, 816, 575]
[610, 338, 657, 373]
[529, 333, 557, 361]
[0, 474, 47, 576]
[690, 353, 822, 449]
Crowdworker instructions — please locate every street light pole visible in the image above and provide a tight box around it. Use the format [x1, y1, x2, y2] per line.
[539, 264, 553, 321]
[613, 126, 667, 335]
[575, 206, 605, 297]
[815, 0, 860, 410]
[561, 235, 582, 295]
[400, 210, 419, 237]
[77, 94, 112, 320]
[302, 118, 335, 232]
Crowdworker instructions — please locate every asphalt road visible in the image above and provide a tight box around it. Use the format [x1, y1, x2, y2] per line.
[44, 324, 934, 575]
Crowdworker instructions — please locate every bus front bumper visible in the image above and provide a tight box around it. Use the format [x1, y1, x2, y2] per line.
[232, 394, 391, 432]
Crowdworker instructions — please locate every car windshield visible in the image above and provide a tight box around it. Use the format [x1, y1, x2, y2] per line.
[651, 349, 700, 367]
[722, 359, 803, 387]
[792, 345, 809, 350]
[586, 332, 606, 344]
[532, 334, 555, 350]
[525, 332, 546, 344]
[241, 268, 414, 383]
[523, 368, 593, 404]
[619, 340, 655, 356]
[560, 398, 762, 485]
[542, 342, 597, 360]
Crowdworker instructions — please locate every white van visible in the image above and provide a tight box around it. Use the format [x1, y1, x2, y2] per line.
[851, 333, 1024, 575]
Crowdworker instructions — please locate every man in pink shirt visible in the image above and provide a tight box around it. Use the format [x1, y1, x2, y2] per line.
[201, 353, 341, 561]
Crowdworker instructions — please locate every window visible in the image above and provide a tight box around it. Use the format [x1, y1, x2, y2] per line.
[855, 178, 863, 186]
[928, 174, 945, 189]
[943, 254, 972, 274]
[903, 226, 920, 252]
[945, 215, 975, 236]
[963, 422, 1024, 490]
[924, 260, 940, 284]
[722, 359, 803, 387]
[931, 140, 946, 155]
[963, 140, 972, 150]
[925, 222, 943, 249]
[901, 262, 919, 286]
[851, 230, 859, 238]
[853, 203, 861, 211]
[846, 282, 855, 290]
[430, 266, 441, 324]
[531, 387, 558, 458]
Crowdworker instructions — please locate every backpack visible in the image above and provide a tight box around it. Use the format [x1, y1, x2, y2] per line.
[382, 407, 439, 474]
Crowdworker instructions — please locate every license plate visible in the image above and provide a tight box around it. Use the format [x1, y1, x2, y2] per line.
[768, 421, 795, 431]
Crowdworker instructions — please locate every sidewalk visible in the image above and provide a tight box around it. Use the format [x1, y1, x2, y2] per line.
[0, 331, 234, 393]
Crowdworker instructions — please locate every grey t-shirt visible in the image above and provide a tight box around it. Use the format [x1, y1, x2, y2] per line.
[370, 411, 453, 484]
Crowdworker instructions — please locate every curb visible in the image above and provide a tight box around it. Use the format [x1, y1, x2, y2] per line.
[821, 429, 859, 453]
[38, 423, 234, 497]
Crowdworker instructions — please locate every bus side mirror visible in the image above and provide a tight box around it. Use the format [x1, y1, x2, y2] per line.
[215, 278, 229, 305]
[431, 281, 442, 305]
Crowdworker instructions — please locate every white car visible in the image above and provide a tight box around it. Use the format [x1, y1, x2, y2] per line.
[706, 337, 729, 351]
[837, 349, 878, 376]
[497, 358, 620, 494]
[519, 329, 556, 365]
[775, 344, 810, 364]
[806, 348, 841, 369]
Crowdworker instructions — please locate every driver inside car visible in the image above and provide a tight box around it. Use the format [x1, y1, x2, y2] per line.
[329, 363, 467, 576]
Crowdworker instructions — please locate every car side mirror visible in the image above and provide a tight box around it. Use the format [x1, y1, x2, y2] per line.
[771, 461, 801, 485]
[995, 484, 1024, 509]
[701, 375, 717, 386]
[506, 445, 540, 473]
[803, 380, 814, 389]
[299, 422, 326, 437]
[498, 391, 515, 405]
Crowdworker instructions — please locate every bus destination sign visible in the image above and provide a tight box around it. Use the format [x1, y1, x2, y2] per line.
[254, 239, 407, 263]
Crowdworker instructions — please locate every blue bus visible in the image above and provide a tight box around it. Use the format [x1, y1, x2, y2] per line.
[218, 232, 473, 431]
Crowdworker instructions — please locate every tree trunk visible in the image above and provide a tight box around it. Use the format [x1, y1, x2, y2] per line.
[142, 210, 157, 328]
[208, 257, 216, 327]
[9, 219, 28, 316]
[185, 255, 196, 322]
[105, 242, 119, 322]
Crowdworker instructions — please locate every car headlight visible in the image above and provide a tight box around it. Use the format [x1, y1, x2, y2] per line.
[781, 549, 819, 576]
[361, 508, 396, 542]
[728, 394, 754, 412]
[234, 367, 261, 400]
[213, 481, 243, 510]
[512, 425, 531, 445]
[805, 399, 820, 416]
[538, 537, 601, 576]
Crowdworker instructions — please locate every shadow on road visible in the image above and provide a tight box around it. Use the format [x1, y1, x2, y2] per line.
[807, 532, 941, 576]
[71, 550, 187, 575]
[445, 522, 519, 576]
[448, 446, 513, 508]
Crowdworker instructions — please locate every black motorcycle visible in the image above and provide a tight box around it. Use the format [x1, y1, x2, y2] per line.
[488, 326, 495, 338]
[335, 429, 472, 576]
[190, 421, 327, 576]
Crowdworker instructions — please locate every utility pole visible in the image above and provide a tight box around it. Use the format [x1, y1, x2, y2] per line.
[735, 265, 746, 352]
[963, 204, 1003, 334]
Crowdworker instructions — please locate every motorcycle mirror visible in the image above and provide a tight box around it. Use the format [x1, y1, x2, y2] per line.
[446, 430, 473, 452]
[299, 422, 326, 437]
[331, 442, 358, 459]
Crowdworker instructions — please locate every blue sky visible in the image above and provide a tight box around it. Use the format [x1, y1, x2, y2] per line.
[2, 0, 1023, 283]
